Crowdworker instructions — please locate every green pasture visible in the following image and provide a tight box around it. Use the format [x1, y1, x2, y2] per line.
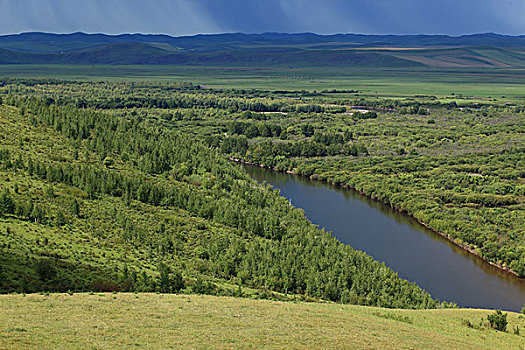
[1, 65, 524, 102]
[1, 293, 524, 350]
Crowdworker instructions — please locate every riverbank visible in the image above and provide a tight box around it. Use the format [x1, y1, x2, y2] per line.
[232, 158, 521, 279]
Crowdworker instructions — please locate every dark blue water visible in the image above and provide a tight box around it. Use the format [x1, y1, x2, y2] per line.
[244, 165, 525, 312]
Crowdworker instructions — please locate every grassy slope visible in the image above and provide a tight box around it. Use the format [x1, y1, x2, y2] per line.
[0, 293, 524, 349]
[0, 103, 253, 294]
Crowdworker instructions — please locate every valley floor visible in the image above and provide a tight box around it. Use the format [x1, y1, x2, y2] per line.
[0, 293, 524, 349]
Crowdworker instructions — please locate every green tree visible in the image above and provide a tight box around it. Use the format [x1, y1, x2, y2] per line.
[34, 259, 57, 282]
[157, 263, 172, 293]
[55, 210, 66, 226]
[0, 189, 15, 216]
[301, 124, 314, 137]
[343, 129, 354, 142]
[103, 156, 114, 168]
[122, 263, 129, 281]
[70, 199, 80, 217]
[245, 125, 260, 138]
[31, 204, 45, 223]
[172, 271, 184, 292]
[45, 186, 55, 198]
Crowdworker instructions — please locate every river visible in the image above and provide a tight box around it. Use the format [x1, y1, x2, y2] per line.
[243, 164, 525, 312]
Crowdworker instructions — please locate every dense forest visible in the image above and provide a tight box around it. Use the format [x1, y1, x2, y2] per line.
[0, 80, 445, 309]
[1, 79, 523, 312]
[5, 80, 521, 276]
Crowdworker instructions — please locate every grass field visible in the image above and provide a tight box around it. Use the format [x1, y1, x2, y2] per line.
[1, 65, 525, 102]
[0, 293, 524, 349]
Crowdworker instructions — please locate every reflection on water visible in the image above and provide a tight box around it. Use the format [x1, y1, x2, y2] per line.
[243, 164, 525, 312]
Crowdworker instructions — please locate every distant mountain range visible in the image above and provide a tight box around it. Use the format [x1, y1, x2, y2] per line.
[0, 32, 523, 67]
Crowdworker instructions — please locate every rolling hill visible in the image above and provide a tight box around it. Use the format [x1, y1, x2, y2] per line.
[1, 293, 524, 349]
[0, 32, 523, 67]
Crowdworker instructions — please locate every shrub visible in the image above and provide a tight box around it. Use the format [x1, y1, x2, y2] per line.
[487, 310, 507, 332]
[120, 279, 135, 292]
[192, 276, 214, 294]
[156, 263, 184, 293]
[34, 259, 57, 281]
[462, 319, 473, 328]
[55, 210, 66, 226]
[92, 280, 119, 292]
[103, 157, 114, 168]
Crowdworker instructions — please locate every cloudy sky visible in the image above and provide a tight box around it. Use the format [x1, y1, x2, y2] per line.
[0, 0, 524, 36]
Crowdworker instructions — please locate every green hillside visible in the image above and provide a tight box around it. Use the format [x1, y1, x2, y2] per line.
[0, 88, 439, 309]
[1, 79, 522, 281]
[0, 293, 524, 349]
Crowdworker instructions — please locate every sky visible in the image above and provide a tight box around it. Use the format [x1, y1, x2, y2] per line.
[0, 0, 524, 36]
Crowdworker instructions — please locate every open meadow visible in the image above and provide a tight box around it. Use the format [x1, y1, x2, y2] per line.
[1, 293, 524, 349]
[0, 65, 524, 103]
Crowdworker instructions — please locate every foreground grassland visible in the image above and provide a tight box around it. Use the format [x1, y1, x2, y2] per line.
[0, 293, 524, 350]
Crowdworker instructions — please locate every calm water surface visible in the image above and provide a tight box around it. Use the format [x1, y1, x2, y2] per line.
[243, 165, 525, 312]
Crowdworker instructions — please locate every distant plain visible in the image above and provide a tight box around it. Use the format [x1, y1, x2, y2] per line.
[1, 65, 525, 103]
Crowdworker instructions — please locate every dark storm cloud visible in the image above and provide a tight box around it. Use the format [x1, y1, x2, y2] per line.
[0, 0, 523, 35]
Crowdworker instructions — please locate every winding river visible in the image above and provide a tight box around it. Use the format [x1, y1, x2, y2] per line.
[243, 164, 525, 312]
